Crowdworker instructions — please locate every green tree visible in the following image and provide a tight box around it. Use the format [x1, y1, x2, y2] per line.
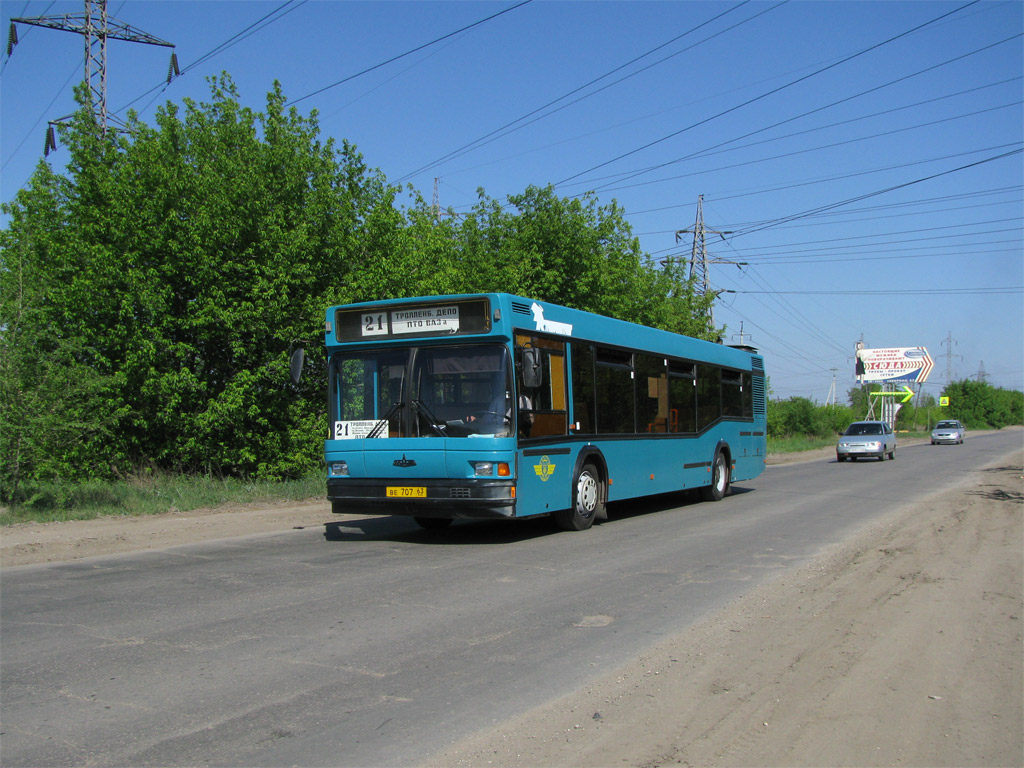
[443, 185, 716, 338]
[942, 379, 1024, 429]
[766, 397, 838, 438]
[1, 76, 397, 497]
[1, 80, 727, 500]
[846, 384, 871, 417]
[897, 390, 936, 431]
[823, 403, 858, 434]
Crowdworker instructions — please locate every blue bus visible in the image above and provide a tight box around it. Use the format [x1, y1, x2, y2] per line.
[307, 293, 766, 531]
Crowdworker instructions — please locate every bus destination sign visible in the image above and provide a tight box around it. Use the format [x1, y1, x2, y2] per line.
[336, 298, 491, 342]
[383, 305, 460, 335]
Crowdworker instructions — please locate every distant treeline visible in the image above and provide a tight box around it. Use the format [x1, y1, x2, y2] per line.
[0, 76, 713, 502]
[768, 381, 1023, 439]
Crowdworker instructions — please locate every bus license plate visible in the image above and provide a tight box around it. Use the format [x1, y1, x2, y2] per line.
[387, 486, 426, 498]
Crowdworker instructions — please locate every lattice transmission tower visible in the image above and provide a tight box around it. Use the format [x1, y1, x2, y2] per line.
[675, 195, 742, 331]
[9, 0, 176, 153]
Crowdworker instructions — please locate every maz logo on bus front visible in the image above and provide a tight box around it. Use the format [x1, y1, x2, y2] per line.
[530, 303, 573, 336]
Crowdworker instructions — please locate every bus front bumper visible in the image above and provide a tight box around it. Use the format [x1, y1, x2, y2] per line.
[327, 478, 517, 519]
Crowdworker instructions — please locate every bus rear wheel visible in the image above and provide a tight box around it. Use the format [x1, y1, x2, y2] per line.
[701, 451, 731, 502]
[555, 463, 604, 531]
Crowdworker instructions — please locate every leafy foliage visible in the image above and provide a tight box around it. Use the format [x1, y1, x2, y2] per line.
[941, 379, 1024, 429]
[846, 381, 1023, 431]
[767, 397, 856, 439]
[1, 76, 709, 500]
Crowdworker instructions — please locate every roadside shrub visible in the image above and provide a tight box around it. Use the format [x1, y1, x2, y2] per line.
[768, 397, 836, 438]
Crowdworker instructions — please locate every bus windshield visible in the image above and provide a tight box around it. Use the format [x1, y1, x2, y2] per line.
[329, 343, 515, 438]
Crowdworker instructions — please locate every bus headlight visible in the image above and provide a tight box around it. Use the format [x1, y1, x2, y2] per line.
[329, 461, 349, 477]
[471, 461, 511, 477]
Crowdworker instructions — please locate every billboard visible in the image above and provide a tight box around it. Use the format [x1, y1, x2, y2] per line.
[855, 346, 933, 383]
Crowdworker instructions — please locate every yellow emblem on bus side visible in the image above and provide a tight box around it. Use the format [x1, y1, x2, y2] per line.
[534, 455, 555, 482]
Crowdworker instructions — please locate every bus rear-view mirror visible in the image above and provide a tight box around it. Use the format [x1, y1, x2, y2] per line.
[522, 347, 543, 388]
[289, 348, 305, 384]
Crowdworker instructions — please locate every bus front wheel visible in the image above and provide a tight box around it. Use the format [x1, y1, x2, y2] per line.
[701, 451, 731, 502]
[556, 463, 604, 531]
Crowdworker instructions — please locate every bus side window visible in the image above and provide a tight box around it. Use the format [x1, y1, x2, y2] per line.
[697, 364, 721, 430]
[636, 354, 668, 433]
[668, 361, 696, 433]
[571, 342, 595, 434]
[515, 334, 568, 439]
[722, 369, 743, 418]
[595, 347, 634, 433]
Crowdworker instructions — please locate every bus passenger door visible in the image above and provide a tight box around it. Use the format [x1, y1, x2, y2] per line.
[514, 334, 571, 517]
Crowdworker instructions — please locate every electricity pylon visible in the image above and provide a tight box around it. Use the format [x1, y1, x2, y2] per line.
[675, 194, 741, 331]
[9, 0, 176, 153]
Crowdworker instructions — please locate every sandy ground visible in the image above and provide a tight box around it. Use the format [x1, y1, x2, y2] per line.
[429, 449, 1023, 768]
[2, 441, 1021, 768]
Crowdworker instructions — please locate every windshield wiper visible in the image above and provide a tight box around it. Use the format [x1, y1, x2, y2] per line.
[367, 401, 403, 439]
[410, 399, 446, 437]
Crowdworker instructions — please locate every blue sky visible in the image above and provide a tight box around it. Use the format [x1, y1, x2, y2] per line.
[2, 0, 1021, 402]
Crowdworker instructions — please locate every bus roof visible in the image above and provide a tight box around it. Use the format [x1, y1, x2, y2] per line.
[326, 293, 761, 370]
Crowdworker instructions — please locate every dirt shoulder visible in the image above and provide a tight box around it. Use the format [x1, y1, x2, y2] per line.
[429, 448, 1023, 768]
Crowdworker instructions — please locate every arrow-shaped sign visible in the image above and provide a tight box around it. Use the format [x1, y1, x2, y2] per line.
[871, 385, 915, 403]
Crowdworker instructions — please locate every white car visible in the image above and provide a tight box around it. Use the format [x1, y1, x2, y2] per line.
[837, 421, 896, 462]
[931, 420, 965, 445]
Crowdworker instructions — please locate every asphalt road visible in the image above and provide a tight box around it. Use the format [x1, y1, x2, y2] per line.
[2, 430, 1019, 767]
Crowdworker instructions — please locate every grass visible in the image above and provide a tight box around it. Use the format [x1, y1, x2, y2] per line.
[0, 472, 325, 527]
[4, 428, 952, 526]
[767, 428, 938, 456]
[767, 435, 837, 454]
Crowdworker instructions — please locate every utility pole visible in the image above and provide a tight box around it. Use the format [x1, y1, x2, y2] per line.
[826, 368, 838, 407]
[9, 0, 176, 153]
[675, 195, 741, 331]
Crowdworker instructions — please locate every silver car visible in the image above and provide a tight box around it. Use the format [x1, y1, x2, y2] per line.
[837, 420, 896, 462]
[931, 419, 965, 445]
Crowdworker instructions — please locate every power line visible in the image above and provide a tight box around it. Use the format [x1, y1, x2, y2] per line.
[729, 148, 1024, 239]
[635, 189, 1023, 238]
[113, 0, 307, 118]
[581, 34, 1021, 194]
[555, 0, 982, 186]
[714, 188, 1023, 232]
[736, 242, 1021, 267]
[2, 2, 54, 75]
[625, 143, 1021, 228]
[735, 218, 1021, 254]
[0, 61, 77, 171]
[285, 0, 534, 108]
[727, 287, 1021, 295]
[469, 36, 1018, 198]
[595, 106, 1021, 211]
[582, 66, 1023, 197]
[396, 0, 780, 182]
